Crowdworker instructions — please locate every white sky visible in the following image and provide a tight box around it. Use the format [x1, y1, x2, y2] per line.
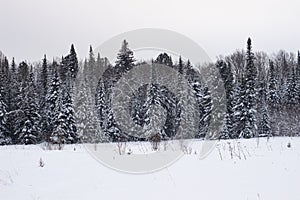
[0, 0, 299, 63]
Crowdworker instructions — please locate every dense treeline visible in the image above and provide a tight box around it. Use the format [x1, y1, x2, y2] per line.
[0, 38, 299, 146]
[0, 45, 80, 145]
[95, 41, 211, 142]
[217, 38, 300, 139]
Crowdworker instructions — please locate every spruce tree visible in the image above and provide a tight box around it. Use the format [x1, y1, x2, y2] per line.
[46, 71, 61, 143]
[88, 45, 96, 71]
[61, 90, 78, 143]
[69, 44, 79, 79]
[297, 51, 300, 76]
[216, 60, 234, 139]
[13, 62, 31, 144]
[155, 53, 173, 67]
[241, 38, 257, 138]
[295, 51, 300, 103]
[267, 61, 280, 108]
[0, 59, 9, 144]
[40, 55, 48, 102]
[232, 81, 244, 138]
[258, 108, 271, 137]
[47, 70, 76, 146]
[0, 87, 9, 145]
[285, 67, 297, 106]
[178, 56, 183, 74]
[75, 80, 104, 143]
[96, 79, 115, 141]
[86, 45, 97, 93]
[96, 52, 101, 69]
[74, 81, 89, 141]
[115, 40, 135, 72]
[1, 57, 10, 109]
[6, 58, 19, 143]
[38, 55, 49, 139]
[18, 72, 40, 144]
[95, 52, 104, 78]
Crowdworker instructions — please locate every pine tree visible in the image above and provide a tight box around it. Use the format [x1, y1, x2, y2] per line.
[178, 56, 183, 74]
[216, 60, 234, 139]
[0, 58, 10, 144]
[69, 44, 79, 79]
[96, 52, 101, 69]
[176, 56, 185, 138]
[47, 71, 76, 146]
[38, 55, 49, 139]
[155, 53, 173, 67]
[231, 78, 243, 138]
[240, 38, 257, 138]
[86, 45, 97, 93]
[0, 87, 9, 145]
[285, 67, 297, 106]
[46, 71, 61, 143]
[1, 57, 10, 99]
[6, 58, 19, 143]
[258, 107, 271, 137]
[76, 79, 104, 143]
[295, 51, 300, 103]
[267, 61, 280, 108]
[61, 90, 78, 143]
[61, 44, 79, 84]
[297, 51, 300, 76]
[199, 86, 212, 137]
[115, 40, 135, 72]
[191, 81, 212, 138]
[40, 55, 48, 102]
[18, 72, 40, 144]
[88, 45, 96, 71]
[17, 61, 30, 83]
[96, 79, 116, 141]
[13, 61, 31, 144]
[74, 81, 89, 141]
[11, 57, 16, 73]
[95, 52, 104, 78]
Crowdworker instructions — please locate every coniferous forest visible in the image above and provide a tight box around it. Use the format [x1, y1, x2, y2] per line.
[0, 38, 299, 146]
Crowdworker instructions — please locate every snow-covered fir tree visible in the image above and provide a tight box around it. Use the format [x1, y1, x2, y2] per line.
[60, 88, 78, 143]
[240, 38, 257, 138]
[96, 79, 117, 141]
[258, 107, 271, 137]
[296, 51, 300, 103]
[38, 55, 49, 140]
[0, 86, 9, 145]
[115, 40, 135, 72]
[267, 61, 280, 108]
[46, 70, 61, 143]
[18, 71, 40, 144]
[67, 44, 79, 79]
[285, 67, 298, 106]
[216, 60, 234, 139]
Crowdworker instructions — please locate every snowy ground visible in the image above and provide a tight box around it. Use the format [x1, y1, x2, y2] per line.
[0, 137, 300, 200]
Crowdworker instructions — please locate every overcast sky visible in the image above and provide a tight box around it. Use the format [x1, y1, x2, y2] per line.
[0, 0, 299, 63]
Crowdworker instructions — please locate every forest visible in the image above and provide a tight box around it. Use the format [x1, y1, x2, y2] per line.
[0, 38, 299, 146]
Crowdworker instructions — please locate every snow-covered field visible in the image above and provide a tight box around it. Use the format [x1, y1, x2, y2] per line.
[0, 137, 300, 200]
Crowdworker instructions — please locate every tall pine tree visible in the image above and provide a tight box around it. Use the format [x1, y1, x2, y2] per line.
[240, 38, 257, 138]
